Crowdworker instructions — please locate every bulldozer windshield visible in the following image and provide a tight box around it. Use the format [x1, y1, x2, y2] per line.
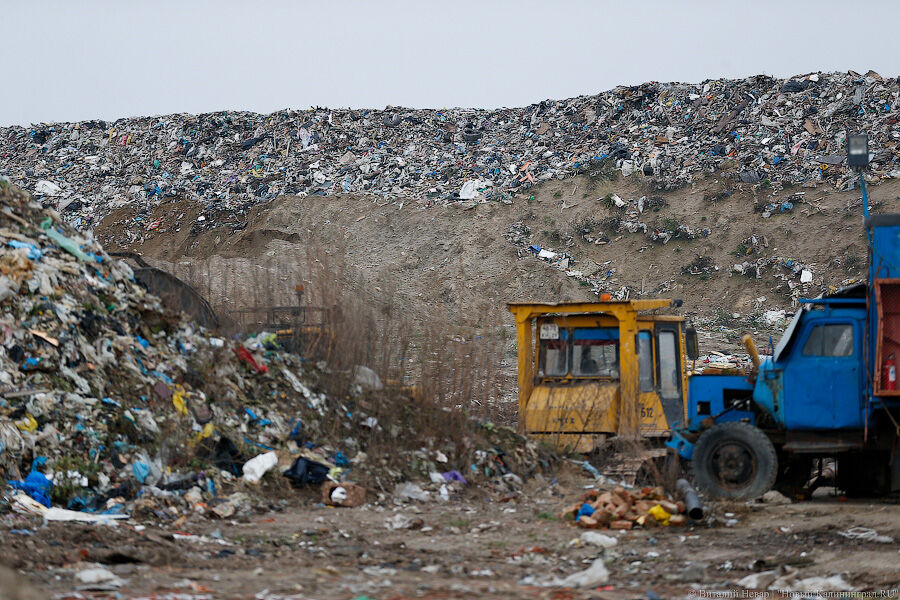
[572, 328, 619, 377]
[538, 326, 619, 380]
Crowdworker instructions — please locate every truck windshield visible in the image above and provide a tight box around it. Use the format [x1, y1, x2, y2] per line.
[572, 328, 619, 378]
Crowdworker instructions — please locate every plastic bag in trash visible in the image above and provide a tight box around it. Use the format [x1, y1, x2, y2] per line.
[242, 451, 278, 483]
[283, 457, 330, 485]
[8, 470, 53, 507]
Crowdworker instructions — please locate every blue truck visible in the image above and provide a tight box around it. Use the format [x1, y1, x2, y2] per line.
[669, 199, 900, 499]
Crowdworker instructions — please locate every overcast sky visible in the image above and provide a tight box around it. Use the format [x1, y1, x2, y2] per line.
[3, 0, 899, 127]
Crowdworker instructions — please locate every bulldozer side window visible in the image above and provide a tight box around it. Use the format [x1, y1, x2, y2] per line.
[539, 337, 568, 377]
[637, 330, 654, 392]
[657, 330, 680, 400]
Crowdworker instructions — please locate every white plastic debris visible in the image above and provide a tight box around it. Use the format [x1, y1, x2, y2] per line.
[791, 574, 854, 592]
[763, 309, 786, 326]
[35, 180, 62, 196]
[502, 472, 523, 486]
[385, 513, 420, 530]
[838, 526, 894, 543]
[520, 557, 611, 588]
[459, 179, 479, 200]
[738, 567, 856, 592]
[76, 567, 125, 587]
[559, 558, 610, 588]
[330, 486, 348, 504]
[580, 531, 618, 548]
[242, 451, 278, 483]
[393, 482, 430, 502]
[738, 571, 777, 590]
[800, 269, 813, 283]
[281, 367, 312, 396]
[12, 493, 128, 523]
[352, 365, 383, 390]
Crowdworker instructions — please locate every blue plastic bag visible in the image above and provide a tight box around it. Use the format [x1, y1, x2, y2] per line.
[9, 470, 53, 507]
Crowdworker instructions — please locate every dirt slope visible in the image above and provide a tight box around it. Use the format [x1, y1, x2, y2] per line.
[96, 175, 900, 338]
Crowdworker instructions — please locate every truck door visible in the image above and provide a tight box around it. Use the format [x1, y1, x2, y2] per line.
[784, 321, 862, 429]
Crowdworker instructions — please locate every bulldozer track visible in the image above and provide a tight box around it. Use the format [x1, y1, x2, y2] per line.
[602, 448, 667, 486]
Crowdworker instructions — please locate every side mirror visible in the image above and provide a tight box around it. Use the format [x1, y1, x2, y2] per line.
[685, 326, 699, 361]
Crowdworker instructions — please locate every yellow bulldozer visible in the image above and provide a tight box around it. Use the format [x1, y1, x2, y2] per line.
[507, 298, 698, 460]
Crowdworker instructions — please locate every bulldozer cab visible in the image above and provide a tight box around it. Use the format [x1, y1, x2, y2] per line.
[508, 300, 690, 453]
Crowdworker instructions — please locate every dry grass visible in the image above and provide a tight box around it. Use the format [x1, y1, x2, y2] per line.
[167, 236, 513, 469]
[298, 241, 509, 462]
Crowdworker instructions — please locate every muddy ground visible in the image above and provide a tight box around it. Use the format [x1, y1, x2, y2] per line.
[3, 466, 899, 600]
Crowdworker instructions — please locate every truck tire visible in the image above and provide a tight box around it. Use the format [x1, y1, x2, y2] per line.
[691, 422, 778, 500]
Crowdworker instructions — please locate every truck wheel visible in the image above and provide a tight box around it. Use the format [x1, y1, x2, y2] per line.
[691, 422, 778, 500]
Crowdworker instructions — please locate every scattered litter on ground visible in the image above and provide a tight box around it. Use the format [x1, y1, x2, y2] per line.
[838, 526, 894, 543]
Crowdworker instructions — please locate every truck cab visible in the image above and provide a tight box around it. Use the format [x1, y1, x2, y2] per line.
[755, 300, 867, 432]
[670, 213, 900, 499]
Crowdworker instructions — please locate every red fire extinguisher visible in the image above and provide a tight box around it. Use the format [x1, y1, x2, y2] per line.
[883, 353, 896, 391]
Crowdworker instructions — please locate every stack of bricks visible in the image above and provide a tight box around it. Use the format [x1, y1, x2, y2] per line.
[560, 486, 688, 529]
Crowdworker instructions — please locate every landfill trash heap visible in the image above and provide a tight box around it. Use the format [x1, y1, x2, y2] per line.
[2, 71, 899, 233]
[0, 181, 545, 520]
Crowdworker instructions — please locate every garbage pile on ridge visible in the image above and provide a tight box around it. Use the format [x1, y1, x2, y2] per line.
[504, 192, 829, 305]
[505, 192, 714, 298]
[1, 71, 899, 236]
[0, 181, 545, 521]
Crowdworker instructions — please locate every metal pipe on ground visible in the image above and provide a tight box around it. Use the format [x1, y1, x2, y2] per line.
[676, 478, 704, 520]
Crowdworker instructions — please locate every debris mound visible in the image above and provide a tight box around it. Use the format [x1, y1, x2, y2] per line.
[0, 181, 545, 519]
[2, 71, 898, 235]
